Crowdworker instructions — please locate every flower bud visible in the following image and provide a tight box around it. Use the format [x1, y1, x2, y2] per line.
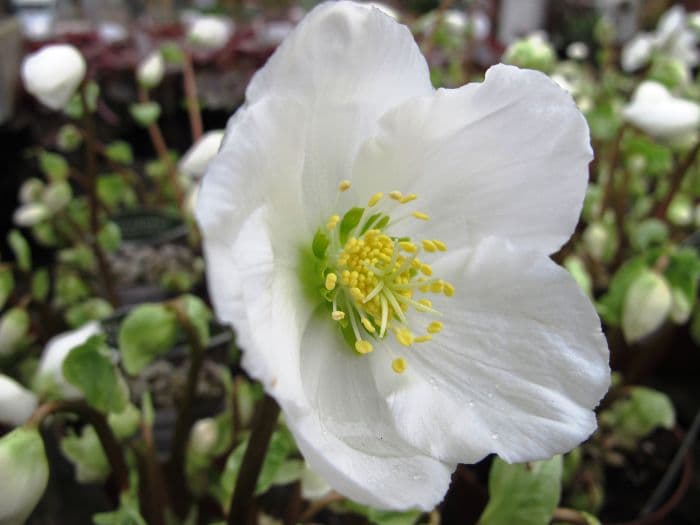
[0, 428, 49, 525]
[503, 32, 556, 73]
[18, 178, 44, 204]
[667, 195, 693, 226]
[566, 41, 589, 61]
[583, 222, 610, 262]
[108, 403, 141, 440]
[189, 417, 218, 456]
[622, 270, 672, 343]
[179, 130, 225, 178]
[669, 288, 692, 325]
[21, 44, 86, 110]
[0, 308, 30, 356]
[0, 374, 38, 427]
[42, 181, 72, 213]
[187, 16, 234, 51]
[137, 51, 165, 89]
[56, 124, 82, 152]
[13, 203, 49, 227]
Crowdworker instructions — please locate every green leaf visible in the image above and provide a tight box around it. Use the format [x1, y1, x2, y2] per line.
[56, 123, 82, 152]
[31, 268, 50, 302]
[119, 304, 178, 375]
[586, 100, 621, 141]
[339, 207, 364, 244]
[622, 134, 672, 177]
[38, 151, 69, 181]
[63, 82, 99, 119]
[629, 219, 668, 252]
[108, 403, 141, 440]
[63, 334, 129, 413]
[60, 425, 110, 483]
[129, 102, 161, 127]
[0, 307, 30, 355]
[664, 248, 700, 312]
[97, 175, 137, 209]
[104, 141, 133, 165]
[8, 229, 32, 272]
[337, 501, 422, 525]
[160, 42, 185, 65]
[93, 491, 147, 525]
[97, 222, 122, 252]
[65, 298, 114, 328]
[0, 266, 15, 309]
[621, 269, 672, 343]
[478, 456, 563, 525]
[600, 387, 675, 447]
[177, 295, 212, 348]
[596, 258, 647, 325]
[312, 230, 329, 259]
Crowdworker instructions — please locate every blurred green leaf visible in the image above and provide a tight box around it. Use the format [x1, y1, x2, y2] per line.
[104, 141, 134, 165]
[129, 102, 161, 127]
[119, 303, 178, 375]
[93, 491, 147, 525]
[597, 257, 647, 325]
[64, 82, 99, 119]
[8, 229, 32, 272]
[65, 298, 113, 328]
[177, 295, 212, 348]
[338, 500, 422, 525]
[60, 425, 110, 483]
[31, 268, 50, 302]
[0, 266, 15, 309]
[38, 151, 69, 181]
[600, 387, 675, 447]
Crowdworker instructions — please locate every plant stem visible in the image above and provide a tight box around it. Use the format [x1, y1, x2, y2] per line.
[227, 394, 280, 525]
[134, 421, 169, 525]
[653, 140, 700, 220]
[27, 399, 129, 491]
[551, 507, 590, 525]
[597, 124, 627, 220]
[181, 50, 203, 143]
[80, 85, 119, 307]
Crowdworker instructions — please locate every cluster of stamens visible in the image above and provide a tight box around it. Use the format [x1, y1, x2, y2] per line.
[314, 180, 454, 374]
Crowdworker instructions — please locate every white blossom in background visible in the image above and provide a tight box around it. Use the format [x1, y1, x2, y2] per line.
[21, 44, 86, 110]
[622, 270, 672, 343]
[34, 321, 101, 400]
[179, 130, 225, 178]
[137, 50, 165, 89]
[0, 374, 38, 427]
[13, 202, 49, 227]
[566, 41, 589, 61]
[197, 1, 609, 510]
[621, 5, 699, 72]
[623, 81, 700, 141]
[187, 15, 234, 51]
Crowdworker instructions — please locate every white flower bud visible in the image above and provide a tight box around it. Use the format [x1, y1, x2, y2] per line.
[622, 270, 672, 343]
[623, 81, 700, 141]
[19, 178, 45, 204]
[137, 51, 165, 89]
[13, 203, 49, 227]
[503, 32, 556, 73]
[566, 41, 589, 61]
[0, 428, 49, 525]
[621, 34, 654, 72]
[42, 181, 72, 213]
[583, 223, 609, 262]
[179, 130, 225, 178]
[0, 375, 38, 427]
[189, 417, 218, 456]
[187, 16, 234, 51]
[21, 44, 86, 110]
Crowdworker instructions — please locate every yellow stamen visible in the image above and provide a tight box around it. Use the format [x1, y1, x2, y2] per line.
[392, 357, 407, 374]
[361, 317, 376, 333]
[331, 311, 345, 321]
[399, 194, 417, 204]
[350, 287, 364, 302]
[430, 280, 444, 293]
[443, 282, 455, 297]
[326, 214, 340, 230]
[412, 211, 430, 221]
[396, 329, 415, 347]
[355, 340, 373, 354]
[418, 298, 432, 309]
[427, 321, 443, 334]
[339, 180, 352, 192]
[325, 273, 337, 291]
[420, 264, 433, 276]
[415, 335, 432, 343]
[389, 190, 403, 200]
[399, 241, 417, 253]
[422, 240, 437, 252]
[368, 192, 384, 207]
[433, 240, 447, 251]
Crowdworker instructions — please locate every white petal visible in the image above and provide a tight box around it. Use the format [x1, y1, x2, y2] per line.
[178, 130, 225, 178]
[352, 64, 592, 255]
[621, 34, 654, 72]
[372, 237, 609, 464]
[655, 6, 686, 47]
[137, 50, 165, 88]
[245, 0, 432, 226]
[187, 15, 234, 51]
[21, 44, 86, 110]
[0, 375, 38, 427]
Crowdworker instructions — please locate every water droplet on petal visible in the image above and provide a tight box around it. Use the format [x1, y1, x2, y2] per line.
[487, 392, 494, 399]
[491, 433, 499, 440]
[468, 400, 475, 407]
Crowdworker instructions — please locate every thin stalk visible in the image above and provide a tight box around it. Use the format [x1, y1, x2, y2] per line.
[227, 394, 280, 525]
[653, 140, 700, 220]
[27, 399, 129, 491]
[80, 85, 119, 307]
[133, 421, 169, 525]
[597, 124, 627, 220]
[181, 50, 203, 143]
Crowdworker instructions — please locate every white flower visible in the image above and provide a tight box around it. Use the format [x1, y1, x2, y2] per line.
[623, 81, 700, 141]
[366, 2, 398, 20]
[197, 1, 609, 511]
[622, 270, 672, 343]
[13, 202, 49, 227]
[34, 321, 101, 400]
[0, 375, 37, 427]
[187, 15, 234, 51]
[189, 417, 218, 455]
[21, 44, 86, 110]
[137, 50, 165, 89]
[621, 34, 655, 72]
[566, 41, 589, 61]
[179, 130, 225, 178]
[0, 428, 49, 525]
[300, 463, 332, 501]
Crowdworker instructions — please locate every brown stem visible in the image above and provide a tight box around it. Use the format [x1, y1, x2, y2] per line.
[298, 492, 344, 523]
[80, 85, 119, 307]
[133, 421, 170, 525]
[653, 140, 700, 220]
[420, 0, 455, 58]
[181, 50, 203, 143]
[597, 124, 627, 220]
[551, 507, 590, 525]
[227, 394, 281, 525]
[27, 399, 129, 491]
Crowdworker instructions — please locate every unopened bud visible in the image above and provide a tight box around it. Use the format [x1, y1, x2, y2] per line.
[622, 270, 672, 343]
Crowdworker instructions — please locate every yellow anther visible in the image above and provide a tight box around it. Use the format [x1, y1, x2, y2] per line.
[418, 298, 433, 309]
[430, 280, 444, 293]
[368, 192, 384, 207]
[361, 317, 376, 333]
[396, 329, 415, 347]
[389, 190, 403, 200]
[399, 241, 417, 253]
[326, 214, 340, 230]
[392, 357, 407, 374]
[399, 194, 417, 204]
[411, 259, 423, 270]
[443, 282, 455, 297]
[350, 287, 364, 302]
[420, 264, 433, 276]
[412, 211, 430, 221]
[339, 180, 352, 192]
[427, 321, 443, 334]
[331, 311, 345, 321]
[433, 240, 447, 251]
[325, 273, 337, 291]
[422, 240, 437, 252]
[415, 335, 432, 343]
[355, 340, 374, 354]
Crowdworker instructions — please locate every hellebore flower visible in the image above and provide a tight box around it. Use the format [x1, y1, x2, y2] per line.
[21, 44, 86, 110]
[197, 1, 609, 510]
[623, 81, 700, 141]
[0, 374, 38, 427]
[137, 50, 165, 89]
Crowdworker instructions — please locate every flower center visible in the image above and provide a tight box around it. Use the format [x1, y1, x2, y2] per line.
[310, 180, 453, 374]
